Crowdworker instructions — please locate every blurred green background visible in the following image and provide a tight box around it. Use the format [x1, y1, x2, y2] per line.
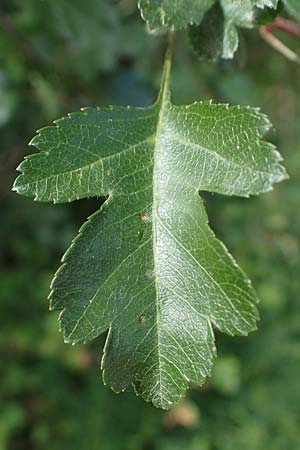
[1, 1, 299, 449]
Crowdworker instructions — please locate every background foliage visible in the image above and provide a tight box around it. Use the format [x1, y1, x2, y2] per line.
[0, 0, 299, 449]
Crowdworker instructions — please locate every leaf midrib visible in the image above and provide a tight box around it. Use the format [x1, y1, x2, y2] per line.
[151, 66, 171, 405]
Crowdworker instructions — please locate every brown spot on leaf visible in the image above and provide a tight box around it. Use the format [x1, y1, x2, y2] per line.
[140, 213, 149, 222]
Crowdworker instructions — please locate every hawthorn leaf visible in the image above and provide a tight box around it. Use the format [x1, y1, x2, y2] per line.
[138, 0, 274, 32]
[138, 0, 287, 34]
[189, 0, 284, 61]
[138, 0, 215, 29]
[189, 0, 269, 60]
[13, 55, 287, 409]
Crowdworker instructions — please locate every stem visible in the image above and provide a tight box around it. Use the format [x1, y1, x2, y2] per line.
[273, 17, 300, 38]
[158, 30, 175, 102]
[260, 26, 300, 64]
[260, 18, 300, 65]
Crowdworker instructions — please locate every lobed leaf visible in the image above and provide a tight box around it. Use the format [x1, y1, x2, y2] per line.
[138, 0, 281, 31]
[13, 58, 287, 409]
[189, 0, 279, 60]
[141, 1, 293, 61]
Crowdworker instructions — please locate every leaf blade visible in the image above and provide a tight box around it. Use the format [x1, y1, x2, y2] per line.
[138, 0, 215, 29]
[14, 66, 287, 409]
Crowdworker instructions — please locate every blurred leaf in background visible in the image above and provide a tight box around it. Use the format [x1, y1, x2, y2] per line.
[1, 0, 300, 449]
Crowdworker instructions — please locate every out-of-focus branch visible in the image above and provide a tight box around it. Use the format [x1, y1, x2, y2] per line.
[260, 17, 300, 64]
[272, 17, 300, 38]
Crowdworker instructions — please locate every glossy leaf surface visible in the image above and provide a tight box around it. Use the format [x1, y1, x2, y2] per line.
[138, 0, 214, 29]
[139, 0, 282, 30]
[189, 0, 279, 60]
[13, 54, 287, 409]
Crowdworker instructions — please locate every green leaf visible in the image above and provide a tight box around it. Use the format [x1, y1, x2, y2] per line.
[138, 0, 214, 29]
[138, 0, 289, 34]
[189, 0, 256, 60]
[139, 0, 287, 60]
[189, 0, 284, 61]
[189, 4, 226, 62]
[13, 48, 287, 409]
[283, 0, 300, 20]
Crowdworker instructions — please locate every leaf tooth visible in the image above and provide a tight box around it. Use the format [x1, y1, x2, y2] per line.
[29, 125, 55, 146]
[80, 106, 93, 114]
[272, 148, 284, 162]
